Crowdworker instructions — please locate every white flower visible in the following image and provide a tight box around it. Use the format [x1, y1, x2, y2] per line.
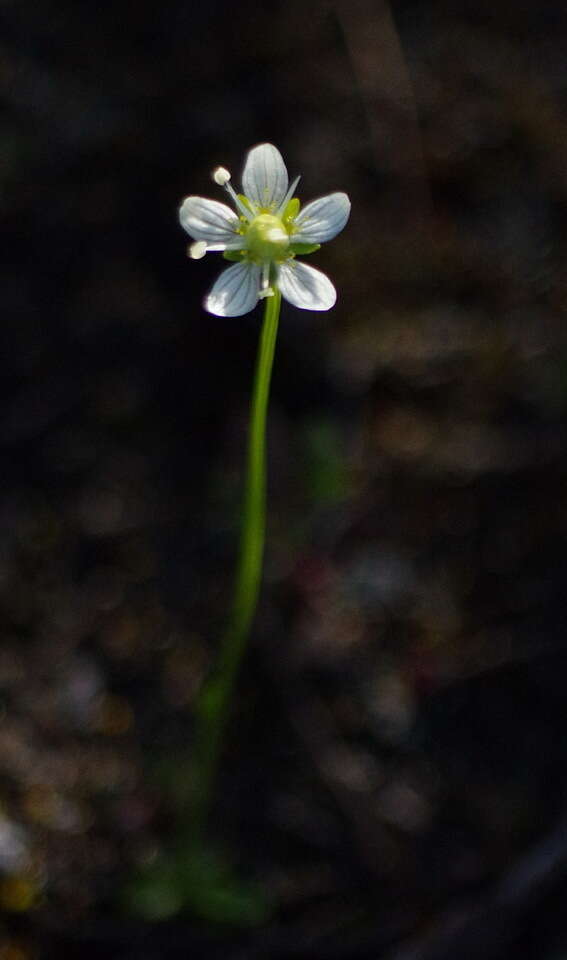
[179, 143, 350, 317]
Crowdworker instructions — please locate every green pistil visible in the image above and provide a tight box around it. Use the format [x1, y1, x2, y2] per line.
[246, 214, 290, 262]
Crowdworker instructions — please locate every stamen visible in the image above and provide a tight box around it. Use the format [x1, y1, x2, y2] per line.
[277, 174, 301, 218]
[225, 181, 255, 220]
[210, 164, 254, 218]
[188, 241, 207, 259]
[257, 261, 274, 299]
[212, 166, 231, 186]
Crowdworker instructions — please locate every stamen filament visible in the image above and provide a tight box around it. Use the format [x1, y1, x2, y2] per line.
[225, 181, 256, 220]
[276, 174, 301, 217]
[258, 261, 274, 299]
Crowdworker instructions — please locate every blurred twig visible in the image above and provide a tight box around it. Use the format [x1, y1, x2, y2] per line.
[385, 812, 567, 960]
[332, 0, 430, 224]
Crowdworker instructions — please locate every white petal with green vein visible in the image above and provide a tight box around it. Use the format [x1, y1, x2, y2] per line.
[242, 144, 289, 212]
[291, 192, 351, 244]
[277, 261, 336, 311]
[205, 261, 261, 317]
[179, 196, 241, 250]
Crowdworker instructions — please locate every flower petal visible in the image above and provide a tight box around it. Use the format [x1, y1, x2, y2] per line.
[291, 192, 351, 244]
[205, 261, 261, 317]
[179, 196, 240, 250]
[242, 143, 288, 211]
[277, 261, 336, 311]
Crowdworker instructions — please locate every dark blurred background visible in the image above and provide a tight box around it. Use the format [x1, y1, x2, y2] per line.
[2, 0, 567, 956]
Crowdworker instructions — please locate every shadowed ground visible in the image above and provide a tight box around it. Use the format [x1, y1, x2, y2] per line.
[1, 0, 567, 956]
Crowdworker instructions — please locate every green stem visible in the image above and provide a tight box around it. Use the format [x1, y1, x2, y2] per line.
[190, 289, 281, 844]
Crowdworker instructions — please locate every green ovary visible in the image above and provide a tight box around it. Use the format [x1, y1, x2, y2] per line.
[246, 214, 290, 262]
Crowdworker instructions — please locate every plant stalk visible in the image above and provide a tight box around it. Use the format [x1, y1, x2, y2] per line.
[190, 289, 281, 844]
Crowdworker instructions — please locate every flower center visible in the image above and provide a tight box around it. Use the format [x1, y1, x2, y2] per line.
[246, 214, 290, 262]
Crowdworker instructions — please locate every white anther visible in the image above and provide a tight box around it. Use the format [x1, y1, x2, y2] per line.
[212, 166, 231, 186]
[258, 287, 274, 299]
[188, 241, 207, 259]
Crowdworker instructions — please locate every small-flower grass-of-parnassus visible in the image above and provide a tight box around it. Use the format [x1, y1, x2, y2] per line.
[180, 142, 350, 315]
[179, 143, 350, 849]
